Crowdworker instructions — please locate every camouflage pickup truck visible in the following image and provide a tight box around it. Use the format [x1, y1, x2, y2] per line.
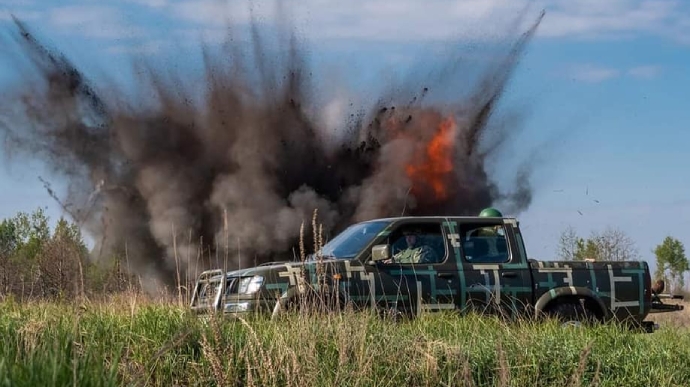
[190, 208, 683, 332]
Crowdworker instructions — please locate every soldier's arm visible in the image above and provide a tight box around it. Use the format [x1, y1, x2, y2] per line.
[419, 246, 439, 263]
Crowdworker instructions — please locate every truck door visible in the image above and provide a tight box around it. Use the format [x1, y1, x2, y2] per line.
[440, 218, 533, 318]
[367, 219, 455, 316]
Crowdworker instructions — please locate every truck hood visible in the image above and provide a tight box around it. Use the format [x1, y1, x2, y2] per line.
[223, 258, 346, 277]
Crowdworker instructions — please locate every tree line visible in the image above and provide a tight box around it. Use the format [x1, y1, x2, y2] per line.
[0, 207, 138, 301]
[1, 206, 688, 300]
[557, 225, 689, 294]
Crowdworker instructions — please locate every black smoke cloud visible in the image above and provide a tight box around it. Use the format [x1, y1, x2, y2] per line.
[0, 10, 544, 292]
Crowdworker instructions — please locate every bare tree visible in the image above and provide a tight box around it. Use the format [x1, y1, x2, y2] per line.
[557, 225, 580, 261]
[557, 225, 639, 262]
[593, 226, 640, 262]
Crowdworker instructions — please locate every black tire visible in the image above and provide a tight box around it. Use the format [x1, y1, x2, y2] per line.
[272, 288, 345, 319]
[546, 300, 597, 327]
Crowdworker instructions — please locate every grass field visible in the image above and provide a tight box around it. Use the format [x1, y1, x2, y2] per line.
[1, 293, 689, 387]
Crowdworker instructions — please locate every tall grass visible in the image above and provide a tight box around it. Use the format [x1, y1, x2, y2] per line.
[1, 295, 689, 387]
[2, 210, 688, 386]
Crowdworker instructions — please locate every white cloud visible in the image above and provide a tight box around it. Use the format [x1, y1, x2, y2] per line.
[165, 0, 690, 44]
[170, 1, 260, 26]
[537, 0, 680, 38]
[169, 0, 537, 42]
[564, 63, 664, 83]
[48, 6, 146, 39]
[627, 65, 662, 79]
[8, 0, 690, 57]
[567, 64, 620, 83]
[124, 0, 168, 7]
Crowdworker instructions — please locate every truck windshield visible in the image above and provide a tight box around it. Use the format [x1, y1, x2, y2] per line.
[319, 220, 391, 259]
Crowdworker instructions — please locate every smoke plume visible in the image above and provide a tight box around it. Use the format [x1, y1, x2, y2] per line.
[0, 10, 544, 292]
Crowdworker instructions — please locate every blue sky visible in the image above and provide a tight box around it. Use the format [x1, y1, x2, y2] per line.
[0, 0, 689, 275]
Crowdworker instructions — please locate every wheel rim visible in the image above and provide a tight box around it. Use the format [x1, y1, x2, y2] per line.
[562, 320, 582, 328]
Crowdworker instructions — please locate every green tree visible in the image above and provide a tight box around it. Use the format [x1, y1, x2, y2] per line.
[0, 218, 19, 257]
[12, 207, 51, 263]
[574, 238, 601, 261]
[0, 208, 52, 297]
[52, 217, 87, 252]
[654, 236, 689, 293]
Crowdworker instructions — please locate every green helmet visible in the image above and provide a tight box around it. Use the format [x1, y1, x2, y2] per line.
[479, 207, 503, 217]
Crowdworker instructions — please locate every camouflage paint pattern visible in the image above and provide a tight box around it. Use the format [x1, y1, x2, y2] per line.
[190, 216, 653, 324]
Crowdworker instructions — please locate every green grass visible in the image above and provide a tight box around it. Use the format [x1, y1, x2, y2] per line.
[0, 296, 689, 387]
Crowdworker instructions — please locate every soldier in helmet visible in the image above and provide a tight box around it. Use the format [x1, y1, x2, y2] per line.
[384, 227, 439, 264]
[476, 207, 505, 257]
[477, 207, 504, 236]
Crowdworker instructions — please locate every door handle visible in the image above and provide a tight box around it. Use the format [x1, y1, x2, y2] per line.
[437, 272, 454, 279]
[501, 272, 517, 278]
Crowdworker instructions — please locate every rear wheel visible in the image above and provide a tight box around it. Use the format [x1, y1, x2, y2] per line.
[546, 300, 598, 327]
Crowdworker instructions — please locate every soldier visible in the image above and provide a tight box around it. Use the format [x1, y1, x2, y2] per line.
[386, 228, 439, 264]
[478, 207, 504, 235]
[476, 207, 506, 257]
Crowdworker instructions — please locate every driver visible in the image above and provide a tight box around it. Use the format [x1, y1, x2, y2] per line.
[386, 228, 439, 264]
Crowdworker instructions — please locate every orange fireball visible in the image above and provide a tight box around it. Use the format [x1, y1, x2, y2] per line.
[405, 116, 457, 200]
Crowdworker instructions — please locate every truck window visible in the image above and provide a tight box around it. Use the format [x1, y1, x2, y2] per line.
[459, 222, 510, 264]
[385, 223, 447, 264]
[319, 220, 391, 259]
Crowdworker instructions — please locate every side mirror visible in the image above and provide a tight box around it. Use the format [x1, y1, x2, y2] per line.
[371, 244, 390, 262]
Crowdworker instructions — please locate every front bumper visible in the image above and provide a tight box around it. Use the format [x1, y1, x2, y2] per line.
[191, 296, 275, 316]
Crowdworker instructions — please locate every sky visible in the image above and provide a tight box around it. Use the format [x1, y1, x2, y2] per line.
[0, 0, 689, 277]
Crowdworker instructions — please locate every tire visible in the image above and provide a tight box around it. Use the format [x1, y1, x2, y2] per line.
[271, 288, 345, 319]
[546, 300, 596, 327]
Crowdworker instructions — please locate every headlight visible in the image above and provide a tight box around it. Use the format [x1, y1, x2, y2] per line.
[238, 275, 264, 294]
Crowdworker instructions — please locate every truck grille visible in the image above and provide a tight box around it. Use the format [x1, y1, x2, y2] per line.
[194, 280, 221, 307]
[192, 276, 245, 309]
[224, 277, 240, 295]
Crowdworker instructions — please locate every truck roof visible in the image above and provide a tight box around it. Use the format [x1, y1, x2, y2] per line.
[359, 215, 519, 223]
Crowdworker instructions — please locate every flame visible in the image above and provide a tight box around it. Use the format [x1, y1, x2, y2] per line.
[405, 116, 457, 200]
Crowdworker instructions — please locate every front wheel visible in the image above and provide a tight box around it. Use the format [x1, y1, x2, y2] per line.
[271, 288, 345, 319]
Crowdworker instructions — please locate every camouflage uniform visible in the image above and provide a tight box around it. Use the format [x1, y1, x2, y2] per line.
[394, 245, 438, 264]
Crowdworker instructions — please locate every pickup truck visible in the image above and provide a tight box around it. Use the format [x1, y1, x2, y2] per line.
[189, 210, 683, 332]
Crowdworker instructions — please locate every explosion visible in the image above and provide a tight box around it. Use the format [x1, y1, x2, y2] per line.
[0, 9, 544, 292]
[405, 116, 457, 200]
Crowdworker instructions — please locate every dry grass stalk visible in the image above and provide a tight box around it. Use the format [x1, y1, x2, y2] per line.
[591, 360, 601, 387]
[224, 207, 229, 271]
[461, 353, 476, 387]
[235, 316, 278, 385]
[172, 223, 182, 307]
[299, 221, 305, 263]
[200, 330, 225, 386]
[496, 340, 510, 387]
[568, 341, 594, 387]
[312, 208, 319, 260]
